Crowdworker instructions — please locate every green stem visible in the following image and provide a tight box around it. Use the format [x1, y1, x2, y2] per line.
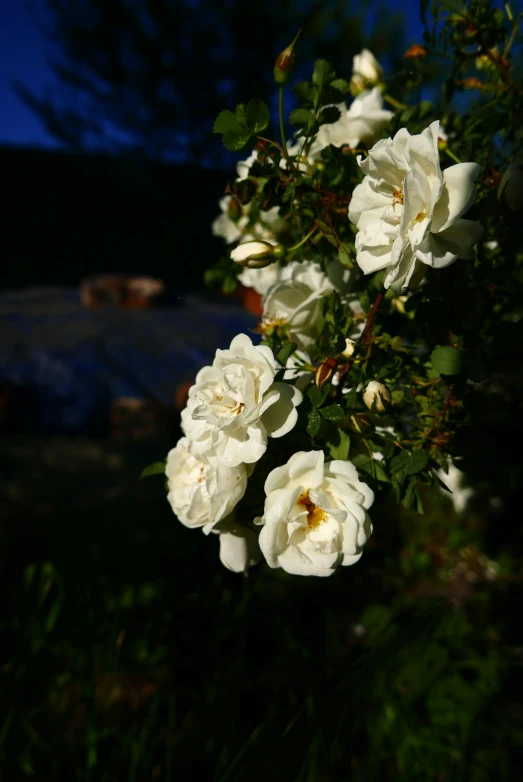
[287, 225, 318, 255]
[279, 86, 290, 164]
[384, 94, 407, 110]
[443, 146, 462, 164]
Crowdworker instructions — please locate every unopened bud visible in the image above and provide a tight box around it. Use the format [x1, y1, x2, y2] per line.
[230, 240, 281, 268]
[363, 381, 392, 413]
[315, 357, 337, 391]
[227, 196, 242, 222]
[341, 338, 356, 358]
[274, 30, 301, 85]
[404, 44, 427, 59]
[352, 49, 383, 85]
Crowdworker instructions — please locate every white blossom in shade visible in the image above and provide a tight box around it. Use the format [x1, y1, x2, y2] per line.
[261, 261, 335, 349]
[212, 196, 249, 244]
[257, 450, 374, 577]
[348, 121, 484, 291]
[309, 89, 393, 157]
[352, 49, 383, 84]
[437, 460, 475, 514]
[236, 149, 258, 181]
[212, 197, 283, 246]
[238, 262, 281, 296]
[181, 334, 302, 468]
[215, 517, 261, 573]
[165, 438, 248, 532]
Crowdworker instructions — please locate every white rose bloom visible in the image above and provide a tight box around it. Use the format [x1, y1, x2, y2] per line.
[309, 89, 393, 157]
[437, 460, 475, 514]
[212, 196, 249, 244]
[236, 149, 258, 181]
[257, 450, 374, 577]
[166, 438, 248, 532]
[181, 334, 302, 467]
[213, 197, 283, 245]
[238, 262, 280, 296]
[216, 517, 261, 572]
[262, 261, 334, 349]
[352, 48, 383, 83]
[349, 121, 484, 291]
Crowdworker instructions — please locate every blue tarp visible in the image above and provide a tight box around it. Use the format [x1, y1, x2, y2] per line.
[0, 287, 258, 435]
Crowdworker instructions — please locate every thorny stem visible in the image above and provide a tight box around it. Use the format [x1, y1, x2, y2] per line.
[360, 292, 384, 346]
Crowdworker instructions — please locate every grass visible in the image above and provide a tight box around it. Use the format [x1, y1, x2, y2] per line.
[1, 436, 522, 781]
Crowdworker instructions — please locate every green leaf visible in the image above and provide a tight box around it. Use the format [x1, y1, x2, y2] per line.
[352, 453, 389, 482]
[320, 404, 345, 422]
[140, 461, 166, 479]
[307, 385, 327, 408]
[277, 341, 297, 366]
[391, 449, 429, 477]
[235, 103, 248, 127]
[222, 130, 252, 151]
[292, 81, 318, 104]
[431, 346, 464, 376]
[307, 409, 321, 438]
[312, 59, 336, 91]
[245, 98, 270, 133]
[337, 243, 353, 268]
[327, 428, 351, 460]
[289, 107, 314, 130]
[330, 78, 351, 95]
[213, 110, 241, 134]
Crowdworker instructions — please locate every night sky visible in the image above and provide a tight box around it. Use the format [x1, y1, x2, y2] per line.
[0, 0, 425, 150]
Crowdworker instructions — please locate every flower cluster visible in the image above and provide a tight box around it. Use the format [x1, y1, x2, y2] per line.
[158, 40, 498, 579]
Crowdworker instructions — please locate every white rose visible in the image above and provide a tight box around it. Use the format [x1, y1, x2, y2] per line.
[437, 459, 475, 514]
[213, 197, 283, 245]
[309, 89, 393, 156]
[212, 196, 250, 244]
[257, 450, 374, 577]
[352, 49, 383, 84]
[238, 262, 281, 296]
[262, 261, 334, 349]
[236, 149, 258, 181]
[166, 437, 248, 532]
[363, 381, 392, 412]
[181, 334, 302, 467]
[215, 517, 261, 572]
[349, 121, 484, 291]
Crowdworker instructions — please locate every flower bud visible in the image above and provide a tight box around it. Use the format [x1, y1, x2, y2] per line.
[341, 338, 356, 358]
[230, 240, 283, 268]
[404, 44, 428, 59]
[350, 74, 367, 96]
[363, 381, 392, 413]
[227, 196, 243, 222]
[274, 30, 301, 85]
[352, 49, 383, 85]
[315, 357, 337, 391]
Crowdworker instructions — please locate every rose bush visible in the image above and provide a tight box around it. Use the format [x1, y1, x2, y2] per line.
[147, 5, 522, 589]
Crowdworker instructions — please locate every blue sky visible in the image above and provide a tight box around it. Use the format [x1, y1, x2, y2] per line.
[0, 0, 425, 150]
